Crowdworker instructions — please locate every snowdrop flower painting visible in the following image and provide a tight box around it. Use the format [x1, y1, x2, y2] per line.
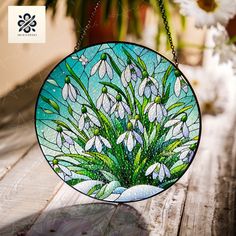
[36, 42, 201, 203]
[62, 76, 78, 102]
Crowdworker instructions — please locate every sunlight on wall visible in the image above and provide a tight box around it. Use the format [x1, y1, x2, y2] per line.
[0, 0, 75, 97]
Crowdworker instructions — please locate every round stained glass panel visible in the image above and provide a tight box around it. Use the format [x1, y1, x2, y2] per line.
[35, 42, 201, 202]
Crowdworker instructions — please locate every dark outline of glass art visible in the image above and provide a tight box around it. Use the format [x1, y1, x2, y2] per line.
[35, 42, 202, 203]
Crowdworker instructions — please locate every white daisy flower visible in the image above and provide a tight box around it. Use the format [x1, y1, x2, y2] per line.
[121, 59, 142, 87]
[56, 126, 74, 148]
[50, 159, 72, 180]
[90, 53, 113, 79]
[71, 54, 88, 66]
[96, 86, 116, 113]
[62, 77, 78, 102]
[174, 70, 188, 97]
[85, 129, 111, 153]
[110, 94, 131, 119]
[116, 122, 143, 152]
[138, 71, 159, 98]
[78, 106, 100, 131]
[145, 162, 171, 182]
[130, 114, 144, 133]
[164, 114, 190, 138]
[174, 141, 197, 163]
[213, 27, 236, 64]
[144, 96, 167, 123]
[174, 0, 236, 28]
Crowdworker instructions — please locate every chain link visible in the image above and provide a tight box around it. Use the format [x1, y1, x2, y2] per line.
[158, 0, 179, 66]
[74, 0, 101, 51]
[74, 0, 178, 66]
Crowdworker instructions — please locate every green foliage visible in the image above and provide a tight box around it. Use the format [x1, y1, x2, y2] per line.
[37, 45, 199, 201]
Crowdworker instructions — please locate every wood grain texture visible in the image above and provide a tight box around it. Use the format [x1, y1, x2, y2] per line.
[0, 144, 62, 235]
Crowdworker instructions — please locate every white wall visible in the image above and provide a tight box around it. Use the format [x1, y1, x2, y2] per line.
[0, 0, 75, 97]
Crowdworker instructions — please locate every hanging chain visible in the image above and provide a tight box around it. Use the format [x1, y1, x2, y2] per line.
[74, 0, 179, 66]
[74, 0, 101, 51]
[158, 0, 179, 66]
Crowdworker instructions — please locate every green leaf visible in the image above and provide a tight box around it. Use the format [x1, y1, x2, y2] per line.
[49, 100, 60, 112]
[162, 65, 172, 89]
[86, 152, 115, 170]
[167, 102, 184, 111]
[132, 158, 147, 184]
[107, 54, 121, 76]
[95, 184, 107, 199]
[53, 120, 71, 130]
[76, 169, 99, 179]
[133, 148, 142, 169]
[96, 181, 121, 199]
[42, 109, 54, 114]
[68, 104, 73, 116]
[101, 170, 118, 182]
[144, 128, 149, 146]
[165, 140, 181, 151]
[175, 105, 193, 116]
[159, 178, 178, 189]
[170, 163, 188, 175]
[41, 95, 49, 103]
[61, 154, 101, 165]
[41, 95, 60, 113]
[162, 84, 171, 104]
[149, 126, 157, 143]
[87, 184, 103, 196]
[66, 179, 81, 186]
[137, 56, 147, 70]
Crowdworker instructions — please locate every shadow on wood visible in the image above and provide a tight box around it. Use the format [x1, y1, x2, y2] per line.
[0, 60, 59, 129]
[0, 203, 149, 236]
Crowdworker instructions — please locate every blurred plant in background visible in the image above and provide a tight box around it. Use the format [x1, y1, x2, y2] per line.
[16, 0, 236, 70]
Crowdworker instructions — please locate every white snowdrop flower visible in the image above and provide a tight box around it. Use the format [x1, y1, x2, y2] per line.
[56, 126, 74, 148]
[174, 70, 188, 97]
[121, 59, 142, 87]
[110, 94, 131, 119]
[130, 114, 144, 133]
[174, 0, 236, 28]
[96, 86, 116, 113]
[71, 54, 88, 66]
[174, 141, 197, 163]
[78, 106, 100, 131]
[116, 122, 143, 152]
[144, 96, 167, 123]
[62, 76, 78, 102]
[138, 71, 159, 98]
[164, 114, 190, 138]
[85, 129, 111, 153]
[50, 159, 72, 180]
[90, 53, 113, 79]
[145, 162, 171, 182]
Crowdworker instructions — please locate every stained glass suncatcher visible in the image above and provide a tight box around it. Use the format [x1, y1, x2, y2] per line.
[35, 42, 201, 202]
